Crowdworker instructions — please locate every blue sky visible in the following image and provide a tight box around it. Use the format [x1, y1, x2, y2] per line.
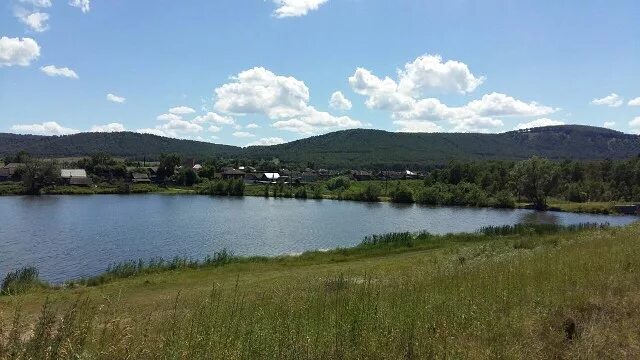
[1, 0, 639, 146]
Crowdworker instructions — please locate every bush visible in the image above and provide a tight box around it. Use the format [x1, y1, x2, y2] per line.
[492, 190, 516, 208]
[354, 183, 381, 202]
[415, 184, 451, 205]
[389, 182, 414, 203]
[1, 266, 42, 295]
[199, 179, 244, 196]
[326, 176, 351, 191]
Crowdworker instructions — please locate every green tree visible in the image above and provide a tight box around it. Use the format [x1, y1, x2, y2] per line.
[510, 156, 557, 210]
[21, 160, 60, 195]
[157, 153, 182, 182]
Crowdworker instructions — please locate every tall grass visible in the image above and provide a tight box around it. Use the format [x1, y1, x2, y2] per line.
[1, 222, 638, 358]
[1, 266, 43, 295]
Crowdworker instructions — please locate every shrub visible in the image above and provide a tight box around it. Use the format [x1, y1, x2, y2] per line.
[415, 184, 451, 205]
[355, 183, 381, 202]
[492, 190, 516, 208]
[389, 182, 414, 203]
[1, 266, 42, 295]
[326, 176, 351, 191]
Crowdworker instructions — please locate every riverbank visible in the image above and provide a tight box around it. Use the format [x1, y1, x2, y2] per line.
[2, 223, 640, 358]
[0, 180, 627, 215]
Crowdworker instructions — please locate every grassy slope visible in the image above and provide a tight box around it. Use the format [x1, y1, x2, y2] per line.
[2, 224, 640, 358]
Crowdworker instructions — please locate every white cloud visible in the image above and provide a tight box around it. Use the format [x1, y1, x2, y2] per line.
[393, 120, 443, 133]
[233, 131, 255, 138]
[90, 123, 126, 132]
[169, 106, 196, 115]
[466, 93, 557, 117]
[156, 113, 182, 121]
[106, 93, 126, 103]
[20, 0, 51, 7]
[156, 119, 203, 137]
[246, 123, 260, 129]
[272, 119, 316, 134]
[629, 97, 640, 106]
[208, 125, 221, 133]
[136, 128, 167, 137]
[629, 117, 640, 134]
[192, 112, 234, 125]
[329, 91, 352, 111]
[215, 67, 309, 119]
[215, 67, 361, 134]
[40, 65, 78, 79]
[69, 0, 90, 13]
[10, 121, 78, 136]
[349, 56, 556, 133]
[397, 54, 485, 95]
[514, 118, 565, 130]
[15, 10, 50, 32]
[592, 93, 623, 107]
[603, 121, 616, 129]
[0, 37, 40, 67]
[273, 0, 328, 18]
[247, 137, 286, 146]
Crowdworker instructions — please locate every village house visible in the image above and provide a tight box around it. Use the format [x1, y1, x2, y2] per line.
[258, 172, 281, 184]
[0, 163, 24, 181]
[60, 169, 92, 186]
[131, 172, 152, 183]
[221, 168, 246, 180]
[351, 170, 374, 181]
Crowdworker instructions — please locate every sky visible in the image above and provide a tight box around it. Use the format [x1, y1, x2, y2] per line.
[1, 0, 639, 147]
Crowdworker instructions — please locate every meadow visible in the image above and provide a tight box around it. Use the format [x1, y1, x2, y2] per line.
[1, 222, 640, 358]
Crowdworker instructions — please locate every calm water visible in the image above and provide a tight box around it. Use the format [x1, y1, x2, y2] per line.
[0, 195, 636, 283]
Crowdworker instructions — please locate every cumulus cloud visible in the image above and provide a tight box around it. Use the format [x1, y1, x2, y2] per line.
[273, 0, 328, 18]
[247, 137, 286, 146]
[156, 113, 182, 121]
[69, 0, 90, 13]
[10, 121, 78, 136]
[466, 93, 557, 117]
[397, 54, 485, 95]
[0, 37, 40, 67]
[15, 10, 50, 32]
[215, 67, 309, 118]
[155, 119, 203, 138]
[20, 0, 52, 7]
[592, 93, 623, 107]
[329, 91, 352, 111]
[192, 112, 234, 125]
[393, 120, 443, 133]
[106, 93, 126, 103]
[90, 123, 126, 132]
[40, 65, 78, 79]
[208, 125, 221, 133]
[629, 97, 640, 106]
[136, 128, 167, 137]
[629, 117, 640, 134]
[603, 121, 616, 129]
[233, 131, 255, 138]
[514, 118, 565, 130]
[169, 106, 196, 115]
[349, 55, 557, 133]
[214, 67, 361, 133]
[246, 123, 260, 129]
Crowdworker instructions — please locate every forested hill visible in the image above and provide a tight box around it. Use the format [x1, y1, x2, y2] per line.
[0, 132, 240, 159]
[1, 125, 639, 168]
[243, 125, 640, 168]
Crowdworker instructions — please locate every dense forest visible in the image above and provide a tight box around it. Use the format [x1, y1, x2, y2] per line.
[1, 125, 640, 169]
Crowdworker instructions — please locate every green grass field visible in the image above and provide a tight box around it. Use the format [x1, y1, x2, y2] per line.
[2, 223, 640, 358]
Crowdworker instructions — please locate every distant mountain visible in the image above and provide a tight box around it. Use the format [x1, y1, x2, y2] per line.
[1, 125, 639, 168]
[0, 132, 240, 160]
[243, 125, 640, 168]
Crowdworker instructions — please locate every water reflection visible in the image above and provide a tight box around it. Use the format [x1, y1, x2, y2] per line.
[0, 195, 635, 282]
